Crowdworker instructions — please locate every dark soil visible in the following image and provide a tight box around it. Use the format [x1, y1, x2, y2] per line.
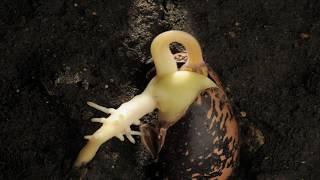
[1, 0, 319, 179]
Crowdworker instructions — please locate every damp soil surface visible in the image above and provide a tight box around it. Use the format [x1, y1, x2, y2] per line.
[1, 0, 320, 179]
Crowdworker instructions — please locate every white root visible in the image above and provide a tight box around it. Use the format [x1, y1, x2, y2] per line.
[87, 101, 115, 114]
[90, 118, 106, 123]
[74, 94, 157, 167]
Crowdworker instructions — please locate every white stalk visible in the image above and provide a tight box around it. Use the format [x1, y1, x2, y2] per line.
[74, 93, 156, 167]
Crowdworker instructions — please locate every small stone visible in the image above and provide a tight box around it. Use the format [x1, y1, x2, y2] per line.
[240, 111, 247, 117]
[192, 173, 201, 177]
[185, 150, 189, 156]
[82, 80, 89, 90]
[228, 31, 236, 38]
[300, 32, 311, 39]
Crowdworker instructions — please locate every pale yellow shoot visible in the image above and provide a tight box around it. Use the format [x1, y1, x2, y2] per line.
[74, 30, 216, 167]
[145, 71, 216, 122]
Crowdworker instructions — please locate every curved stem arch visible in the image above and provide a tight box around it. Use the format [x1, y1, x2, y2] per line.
[151, 30, 204, 77]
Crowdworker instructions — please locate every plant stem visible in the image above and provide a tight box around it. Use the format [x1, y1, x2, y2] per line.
[151, 30, 205, 77]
